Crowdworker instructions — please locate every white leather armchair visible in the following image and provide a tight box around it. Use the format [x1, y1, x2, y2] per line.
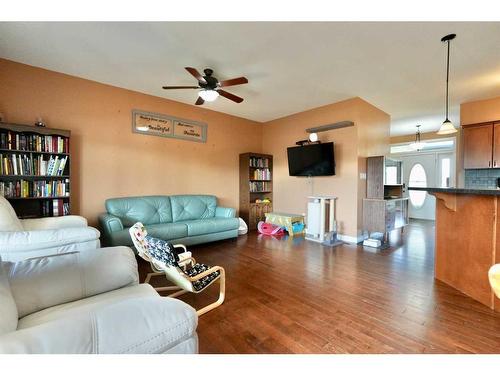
[0, 196, 100, 262]
[0, 246, 198, 354]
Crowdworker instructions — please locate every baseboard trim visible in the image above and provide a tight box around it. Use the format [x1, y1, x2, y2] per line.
[337, 232, 368, 244]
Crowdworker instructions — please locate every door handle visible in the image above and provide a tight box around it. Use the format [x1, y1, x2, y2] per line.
[495, 160, 497, 167]
[489, 161, 492, 167]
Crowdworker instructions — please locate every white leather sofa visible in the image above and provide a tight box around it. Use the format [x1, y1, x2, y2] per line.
[0, 246, 198, 354]
[0, 196, 100, 262]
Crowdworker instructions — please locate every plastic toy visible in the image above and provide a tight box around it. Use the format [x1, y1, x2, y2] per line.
[257, 221, 285, 236]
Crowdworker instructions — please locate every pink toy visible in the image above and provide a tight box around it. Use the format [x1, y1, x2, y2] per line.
[257, 221, 285, 236]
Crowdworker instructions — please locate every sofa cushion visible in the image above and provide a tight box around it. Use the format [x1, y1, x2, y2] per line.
[11, 288, 198, 354]
[109, 223, 189, 248]
[0, 196, 23, 232]
[0, 259, 18, 335]
[182, 217, 239, 237]
[146, 223, 188, 240]
[18, 283, 156, 329]
[105, 196, 173, 226]
[170, 195, 217, 222]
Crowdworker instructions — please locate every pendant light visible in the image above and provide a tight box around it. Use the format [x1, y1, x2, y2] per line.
[410, 125, 426, 151]
[437, 33, 458, 135]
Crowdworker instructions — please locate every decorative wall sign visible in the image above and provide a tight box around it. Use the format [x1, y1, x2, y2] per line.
[132, 109, 207, 143]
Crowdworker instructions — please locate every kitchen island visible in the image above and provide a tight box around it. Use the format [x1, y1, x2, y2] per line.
[410, 187, 500, 311]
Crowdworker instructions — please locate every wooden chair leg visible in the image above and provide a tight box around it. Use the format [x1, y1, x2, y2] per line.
[196, 268, 226, 316]
[145, 272, 183, 293]
[156, 285, 183, 293]
[168, 289, 189, 298]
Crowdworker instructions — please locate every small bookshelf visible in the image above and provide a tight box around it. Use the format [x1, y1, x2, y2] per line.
[0, 122, 71, 219]
[239, 153, 273, 230]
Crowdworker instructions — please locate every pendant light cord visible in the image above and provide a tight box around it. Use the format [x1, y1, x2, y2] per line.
[445, 39, 450, 120]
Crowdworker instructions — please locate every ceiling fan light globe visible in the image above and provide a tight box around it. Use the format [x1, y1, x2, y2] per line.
[308, 132, 318, 142]
[437, 119, 457, 135]
[198, 89, 219, 102]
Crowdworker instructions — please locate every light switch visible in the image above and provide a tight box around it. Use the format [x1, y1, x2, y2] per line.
[360, 173, 367, 180]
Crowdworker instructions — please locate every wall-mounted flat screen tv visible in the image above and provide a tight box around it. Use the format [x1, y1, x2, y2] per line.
[287, 142, 335, 177]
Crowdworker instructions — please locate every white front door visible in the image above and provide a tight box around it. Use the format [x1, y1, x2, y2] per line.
[401, 154, 436, 220]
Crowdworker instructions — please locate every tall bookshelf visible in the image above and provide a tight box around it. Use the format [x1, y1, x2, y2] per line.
[0, 122, 71, 219]
[239, 152, 273, 230]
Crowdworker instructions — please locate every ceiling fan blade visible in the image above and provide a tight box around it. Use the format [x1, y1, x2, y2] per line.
[162, 85, 199, 89]
[218, 77, 248, 87]
[195, 97, 205, 105]
[218, 89, 244, 103]
[185, 67, 207, 84]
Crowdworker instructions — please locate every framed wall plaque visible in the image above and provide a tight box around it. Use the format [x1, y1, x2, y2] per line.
[132, 109, 207, 143]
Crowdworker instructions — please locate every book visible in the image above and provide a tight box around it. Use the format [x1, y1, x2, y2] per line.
[57, 156, 67, 176]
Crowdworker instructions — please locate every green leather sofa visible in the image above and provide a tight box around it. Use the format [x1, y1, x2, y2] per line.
[99, 195, 239, 248]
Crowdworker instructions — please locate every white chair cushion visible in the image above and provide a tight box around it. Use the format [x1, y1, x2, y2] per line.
[0, 196, 22, 232]
[0, 259, 18, 335]
[18, 283, 156, 329]
[7, 247, 138, 318]
[1, 293, 198, 354]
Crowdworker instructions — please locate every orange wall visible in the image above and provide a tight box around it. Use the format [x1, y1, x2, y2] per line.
[0, 58, 262, 225]
[262, 98, 390, 239]
[461, 96, 500, 125]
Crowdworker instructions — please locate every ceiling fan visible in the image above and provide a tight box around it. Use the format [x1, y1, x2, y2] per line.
[162, 67, 248, 105]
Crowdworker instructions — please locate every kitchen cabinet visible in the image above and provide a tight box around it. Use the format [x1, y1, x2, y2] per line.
[493, 123, 500, 168]
[463, 123, 493, 169]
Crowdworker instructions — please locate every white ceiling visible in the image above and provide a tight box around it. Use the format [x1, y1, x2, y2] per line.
[0, 22, 499, 135]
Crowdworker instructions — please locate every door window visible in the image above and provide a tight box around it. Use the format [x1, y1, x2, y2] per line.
[409, 163, 427, 209]
[440, 157, 451, 187]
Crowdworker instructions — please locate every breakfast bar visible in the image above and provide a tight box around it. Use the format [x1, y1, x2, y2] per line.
[410, 187, 500, 311]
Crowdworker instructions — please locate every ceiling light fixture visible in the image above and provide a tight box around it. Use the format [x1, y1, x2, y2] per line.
[198, 89, 219, 102]
[410, 125, 426, 151]
[437, 33, 458, 135]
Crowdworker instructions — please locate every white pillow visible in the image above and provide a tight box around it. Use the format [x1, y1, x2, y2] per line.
[0, 196, 23, 232]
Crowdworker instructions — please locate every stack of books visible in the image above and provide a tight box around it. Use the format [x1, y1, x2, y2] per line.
[41, 199, 70, 217]
[249, 181, 271, 192]
[0, 154, 68, 176]
[0, 178, 70, 198]
[249, 157, 269, 168]
[0, 131, 69, 153]
[252, 168, 271, 180]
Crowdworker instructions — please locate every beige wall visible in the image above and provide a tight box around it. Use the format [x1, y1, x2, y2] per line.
[262, 98, 390, 239]
[0, 58, 262, 225]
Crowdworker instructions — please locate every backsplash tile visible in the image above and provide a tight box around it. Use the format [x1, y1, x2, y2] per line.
[465, 169, 500, 189]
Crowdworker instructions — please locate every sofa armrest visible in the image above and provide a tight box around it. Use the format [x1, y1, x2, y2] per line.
[20, 215, 88, 231]
[0, 227, 100, 255]
[5, 246, 138, 318]
[99, 213, 124, 233]
[215, 206, 236, 218]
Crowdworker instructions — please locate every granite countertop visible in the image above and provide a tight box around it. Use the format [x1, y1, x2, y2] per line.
[409, 187, 500, 196]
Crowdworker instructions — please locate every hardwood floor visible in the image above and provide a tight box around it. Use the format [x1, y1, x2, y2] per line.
[138, 219, 500, 353]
